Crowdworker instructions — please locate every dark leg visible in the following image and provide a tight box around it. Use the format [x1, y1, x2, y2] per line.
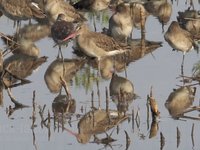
[57, 46, 64, 59]
[97, 58, 101, 77]
[93, 12, 97, 32]
[181, 53, 185, 82]
[16, 20, 21, 39]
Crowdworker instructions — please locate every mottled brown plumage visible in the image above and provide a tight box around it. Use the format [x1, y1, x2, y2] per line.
[67, 24, 130, 59]
[51, 14, 75, 44]
[0, 0, 46, 21]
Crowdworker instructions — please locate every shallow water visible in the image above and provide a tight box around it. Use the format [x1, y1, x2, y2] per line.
[1, 0, 200, 150]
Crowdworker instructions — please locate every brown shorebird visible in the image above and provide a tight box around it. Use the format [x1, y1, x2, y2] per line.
[73, 0, 110, 31]
[62, 23, 130, 74]
[164, 21, 199, 74]
[177, 9, 200, 21]
[144, 0, 172, 30]
[44, 0, 86, 23]
[165, 86, 196, 118]
[51, 14, 75, 58]
[157, 1, 172, 25]
[108, 2, 133, 43]
[144, 0, 166, 16]
[177, 9, 200, 37]
[0, 0, 46, 32]
[129, 2, 149, 29]
[73, 0, 111, 11]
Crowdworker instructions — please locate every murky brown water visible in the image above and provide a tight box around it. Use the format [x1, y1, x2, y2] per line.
[1, 0, 200, 150]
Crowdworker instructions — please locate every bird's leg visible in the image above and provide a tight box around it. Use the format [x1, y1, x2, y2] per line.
[57, 46, 65, 78]
[181, 53, 185, 84]
[13, 20, 16, 28]
[97, 58, 101, 77]
[62, 59, 66, 83]
[29, 19, 32, 25]
[16, 20, 21, 39]
[123, 53, 127, 78]
[60, 76, 71, 99]
[93, 12, 97, 32]
[113, 55, 116, 73]
[59, 46, 66, 80]
[57, 45, 64, 59]
[162, 22, 164, 33]
[57, 49, 59, 59]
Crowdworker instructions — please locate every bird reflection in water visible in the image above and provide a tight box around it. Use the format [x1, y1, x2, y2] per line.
[44, 58, 86, 93]
[109, 73, 137, 114]
[165, 86, 197, 119]
[149, 120, 159, 139]
[1, 22, 51, 57]
[52, 75, 76, 125]
[2, 54, 47, 88]
[91, 129, 120, 150]
[84, 39, 162, 80]
[64, 109, 128, 144]
[52, 95, 76, 117]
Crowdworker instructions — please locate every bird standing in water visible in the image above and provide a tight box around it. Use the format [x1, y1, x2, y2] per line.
[61, 23, 130, 75]
[108, 2, 133, 43]
[51, 14, 75, 58]
[0, 0, 46, 34]
[164, 21, 199, 75]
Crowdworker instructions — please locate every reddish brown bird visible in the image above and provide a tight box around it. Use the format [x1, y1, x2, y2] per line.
[51, 13, 75, 58]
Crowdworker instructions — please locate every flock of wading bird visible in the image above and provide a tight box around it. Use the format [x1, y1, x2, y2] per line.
[1, 0, 200, 147]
